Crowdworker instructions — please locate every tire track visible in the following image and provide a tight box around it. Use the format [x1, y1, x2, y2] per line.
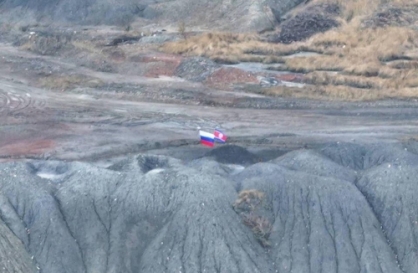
[0, 88, 45, 115]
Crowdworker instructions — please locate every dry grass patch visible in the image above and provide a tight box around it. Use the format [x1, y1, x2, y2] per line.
[160, 32, 310, 63]
[307, 22, 418, 61]
[305, 72, 383, 88]
[233, 189, 272, 247]
[38, 74, 104, 91]
[278, 21, 418, 99]
[20, 33, 72, 55]
[283, 55, 345, 72]
[306, 68, 418, 89]
[71, 40, 104, 55]
[159, 0, 418, 101]
[262, 84, 418, 101]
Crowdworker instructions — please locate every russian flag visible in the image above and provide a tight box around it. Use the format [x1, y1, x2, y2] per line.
[214, 129, 227, 143]
[199, 130, 215, 147]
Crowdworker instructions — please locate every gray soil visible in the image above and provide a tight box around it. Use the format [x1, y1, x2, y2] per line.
[0, 0, 305, 32]
[1, 15, 418, 273]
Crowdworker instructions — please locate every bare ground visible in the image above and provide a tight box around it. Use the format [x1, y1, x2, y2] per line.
[1, 31, 418, 163]
[2, 14, 418, 273]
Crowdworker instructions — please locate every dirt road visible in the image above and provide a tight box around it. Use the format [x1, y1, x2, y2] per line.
[1, 42, 418, 162]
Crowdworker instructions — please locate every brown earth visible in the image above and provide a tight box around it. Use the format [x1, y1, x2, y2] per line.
[3, 3, 418, 273]
[0, 31, 418, 162]
[0, 139, 55, 158]
[0, 19, 417, 162]
[204, 67, 259, 89]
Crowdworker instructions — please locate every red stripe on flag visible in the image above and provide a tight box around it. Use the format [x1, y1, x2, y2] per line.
[201, 139, 214, 147]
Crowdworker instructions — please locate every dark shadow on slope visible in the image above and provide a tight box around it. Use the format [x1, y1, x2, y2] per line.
[273, 3, 340, 44]
[26, 160, 73, 183]
[137, 154, 169, 173]
[205, 145, 260, 165]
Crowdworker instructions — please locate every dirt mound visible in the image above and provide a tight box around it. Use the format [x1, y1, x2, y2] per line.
[357, 164, 418, 273]
[2, 143, 418, 272]
[206, 144, 260, 165]
[231, 162, 404, 273]
[274, 4, 340, 44]
[271, 149, 357, 182]
[174, 57, 220, 82]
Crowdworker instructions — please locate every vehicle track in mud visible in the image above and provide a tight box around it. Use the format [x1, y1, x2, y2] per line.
[0, 88, 46, 115]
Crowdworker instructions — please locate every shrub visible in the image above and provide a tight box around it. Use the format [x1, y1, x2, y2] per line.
[233, 189, 272, 247]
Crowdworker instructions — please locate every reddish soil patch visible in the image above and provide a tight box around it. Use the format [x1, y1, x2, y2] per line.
[0, 139, 55, 158]
[108, 50, 126, 62]
[205, 67, 258, 89]
[144, 61, 181, 78]
[130, 53, 183, 78]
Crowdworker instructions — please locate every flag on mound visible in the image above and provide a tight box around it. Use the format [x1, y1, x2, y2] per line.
[214, 129, 227, 143]
[199, 130, 215, 147]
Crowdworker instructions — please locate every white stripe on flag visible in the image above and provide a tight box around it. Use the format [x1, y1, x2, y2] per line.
[199, 130, 214, 139]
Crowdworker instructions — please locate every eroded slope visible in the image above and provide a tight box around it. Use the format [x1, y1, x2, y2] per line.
[1, 143, 418, 272]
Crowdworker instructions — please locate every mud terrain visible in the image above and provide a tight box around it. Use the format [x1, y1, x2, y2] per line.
[0, 28, 418, 162]
[2, 11, 418, 273]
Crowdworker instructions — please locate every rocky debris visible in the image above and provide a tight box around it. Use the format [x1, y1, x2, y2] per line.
[257, 73, 306, 87]
[174, 57, 220, 82]
[258, 76, 280, 87]
[362, 4, 418, 28]
[1, 142, 418, 272]
[274, 4, 340, 44]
